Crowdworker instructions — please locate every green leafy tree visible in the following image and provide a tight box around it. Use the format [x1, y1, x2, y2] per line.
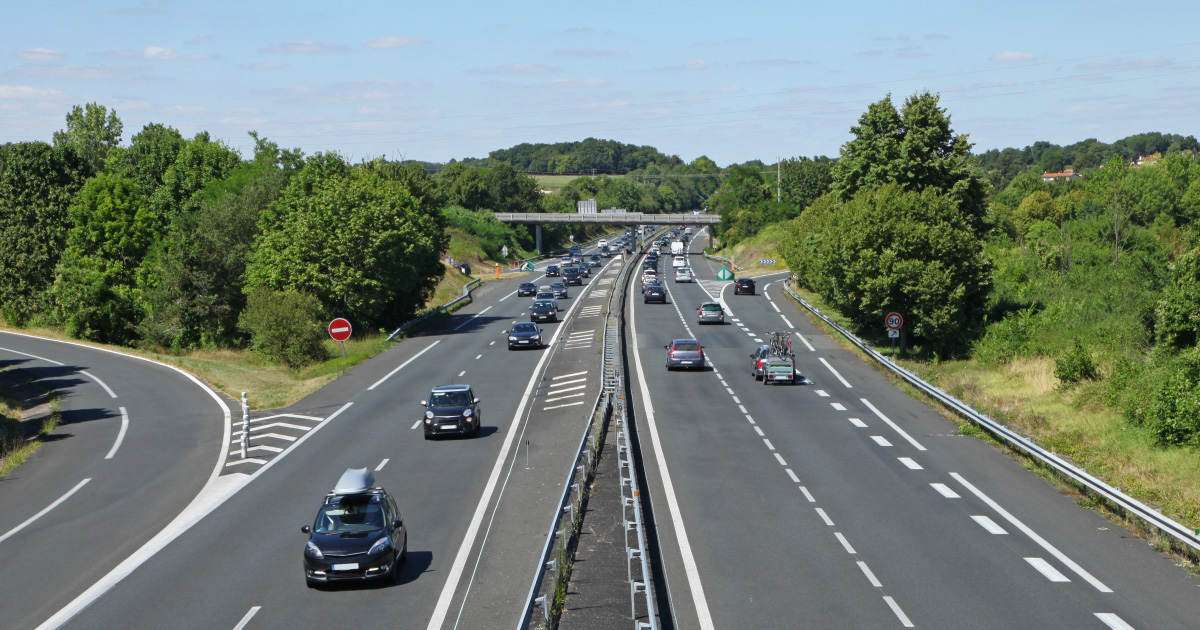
[52, 103, 123, 174]
[105, 123, 186, 196]
[485, 162, 541, 213]
[780, 156, 834, 211]
[246, 163, 447, 326]
[437, 162, 490, 210]
[832, 91, 987, 230]
[0, 141, 92, 321]
[237, 287, 328, 368]
[149, 133, 243, 226]
[1012, 190, 1059, 236]
[1156, 248, 1200, 349]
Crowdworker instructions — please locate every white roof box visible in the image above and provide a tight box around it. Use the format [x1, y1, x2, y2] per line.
[333, 468, 375, 494]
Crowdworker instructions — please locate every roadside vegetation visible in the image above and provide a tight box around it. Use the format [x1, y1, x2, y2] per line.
[0, 377, 62, 479]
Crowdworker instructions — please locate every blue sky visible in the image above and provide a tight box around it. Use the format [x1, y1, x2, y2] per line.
[3, 0, 1199, 167]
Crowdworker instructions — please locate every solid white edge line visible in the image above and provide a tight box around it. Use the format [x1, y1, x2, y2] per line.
[81, 371, 117, 398]
[857, 561, 882, 587]
[232, 605, 261, 630]
[0, 478, 91, 545]
[104, 407, 129, 460]
[797, 334, 815, 352]
[0, 346, 65, 365]
[628, 263, 716, 630]
[818, 358, 852, 388]
[951, 472, 1112, 593]
[883, 596, 915, 628]
[33, 402, 350, 630]
[425, 260, 600, 630]
[453, 305, 494, 331]
[1094, 612, 1135, 630]
[375, 459, 390, 471]
[1025, 557, 1070, 582]
[368, 340, 441, 390]
[860, 398, 927, 451]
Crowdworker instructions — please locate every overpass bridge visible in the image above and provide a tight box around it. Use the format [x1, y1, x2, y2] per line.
[494, 212, 720, 252]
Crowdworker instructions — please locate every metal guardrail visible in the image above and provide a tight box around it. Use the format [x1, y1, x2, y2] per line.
[385, 277, 481, 342]
[702, 251, 743, 271]
[779, 281, 1200, 557]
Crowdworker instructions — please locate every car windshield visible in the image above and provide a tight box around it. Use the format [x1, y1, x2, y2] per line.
[314, 497, 384, 534]
[533, 301, 554, 309]
[701, 304, 722, 311]
[513, 323, 538, 333]
[429, 390, 472, 407]
[551, 283, 565, 289]
[672, 342, 699, 352]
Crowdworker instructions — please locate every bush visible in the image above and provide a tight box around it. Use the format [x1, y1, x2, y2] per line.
[237, 288, 327, 368]
[1054, 340, 1099, 386]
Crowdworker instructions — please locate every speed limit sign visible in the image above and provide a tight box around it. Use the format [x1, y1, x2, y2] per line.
[886, 312, 903, 330]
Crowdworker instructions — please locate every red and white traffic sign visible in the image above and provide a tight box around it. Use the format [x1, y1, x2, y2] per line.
[328, 318, 352, 341]
[885, 312, 903, 330]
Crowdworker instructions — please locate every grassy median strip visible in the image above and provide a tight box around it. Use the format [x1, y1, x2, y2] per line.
[0, 386, 61, 479]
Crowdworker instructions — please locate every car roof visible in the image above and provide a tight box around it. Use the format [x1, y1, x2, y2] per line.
[671, 338, 699, 344]
[431, 384, 471, 392]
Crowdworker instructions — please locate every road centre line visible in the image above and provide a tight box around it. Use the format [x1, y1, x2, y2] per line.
[800, 487, 816, 502]
[773, 453, 788, 466]
[368, 340, 441, 391]
[951, 472, 1113, 592]
[754, 426, 765, 437]
[738, 405, 747, 414]
[375, 459, 389, 471]
[860, 398, 927, 451]
[971, 515, 1007, 535]
[232, 606, 261, 630]
[627, 269, 716, 630]
[816, 508, 835, 526]
[763, 438, 775, 450]
[834, 532, 856, 554]
[818, 358, 852, 388]
[81, 371, 117, 398]
[426, 260, 605, 630]
[553, 371, 588, 380]
[1094, 613, 1135, 630]
[858, 561, 882, 587]
[453, 305, 493, 331]
[0, 478, 91, 545]
[0, 346, 65, 365]
[883, 596, 915, 628]
[1026, 557, 1070, 582]
[786, 469, 800, 483]
[104, 406, 129, 460]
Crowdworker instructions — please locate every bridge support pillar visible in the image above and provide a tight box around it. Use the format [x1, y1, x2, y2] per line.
[535, 224, 543, 254]
[708, 228, 713, 251]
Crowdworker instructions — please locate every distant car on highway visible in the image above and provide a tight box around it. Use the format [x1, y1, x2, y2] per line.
[517, 282, 538, 296]
[546, 265, 560, 277]
[421, 384, 480, 439]
[644, 286, 667, 304]
[675, 268, 693, 283]
[549, 282, 569, 299]
[664, 339, 705, 370]
[734, 278, 756, 295]
[697, 302, 725, 325]
[672, 256, 687, 268]
[577, 264, 591, 278]
[530, 300, 558, 322]
[588, 255, 602, 267]
[563, 268, 582, 286]
[535, 290, 555, 303]
[506, 321, 544, 350]
[302, 468, 407, 587]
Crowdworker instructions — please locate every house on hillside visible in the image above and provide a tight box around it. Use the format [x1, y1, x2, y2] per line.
[1041, 169, 1081, 182]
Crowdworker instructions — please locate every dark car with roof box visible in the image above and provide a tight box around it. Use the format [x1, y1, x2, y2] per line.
[302, 468, 407, 587]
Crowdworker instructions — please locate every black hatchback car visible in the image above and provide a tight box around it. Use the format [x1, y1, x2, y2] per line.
[517, 282, 538, 296]
[421, 384, 480, 439]
[506, 321, 544, 349]
[563, 268, 582, 286]
[734, 277, 756, 295]
[644, 285, 667, 304]
[546, 265, 560, 277]
[530, 300, 558, 323]
[302, 468, 407, 587]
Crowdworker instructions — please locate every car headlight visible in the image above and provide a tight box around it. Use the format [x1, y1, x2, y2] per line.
[425, 410, 434, 419]
[368, 536, 392, 556]
[532, 335, 540, 341]
[463, 409, 474, 417]
[305, 541, 324, 559]
[509, 336, 519, 341]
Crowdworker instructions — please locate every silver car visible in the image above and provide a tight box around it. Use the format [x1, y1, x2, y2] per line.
[549, 282, 569, 299]
[664, 339, 705, 370]
[675, 268, 693, 283]
[697, 302, 725, 325]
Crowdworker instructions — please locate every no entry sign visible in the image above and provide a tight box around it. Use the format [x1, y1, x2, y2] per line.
[328, 318, 352, 341]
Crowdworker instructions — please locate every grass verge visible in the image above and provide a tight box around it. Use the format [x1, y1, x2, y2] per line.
[710, 222, 790, 276]
[0, 386, 62, 479]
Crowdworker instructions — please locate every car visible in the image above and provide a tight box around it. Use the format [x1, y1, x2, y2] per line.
[549, 282, 569, 299]
[734, 277, 756, 295]
[421, 384, 480, 439]
[577, 264, 591, 278]
[517, 282, 538, 296]
[588, 255, 602, 267]
[697, 302, 725, 325]
[572, 255, 584, 265]
[302, 468, 407, 587]
[560, 255, 572, 264]
[546, 265, 560, 277]
[750, 344, 796, 381]
[598, 240, 608, 249]
[535, 290, 556, 303]
[672, 256, 687, 268]
[642, 259, 658, 271]
[506, 321, 544, 349]
[563, 269, 582, 286]
[664, 339, 705, 370]
[641, 274, 659, 293]
[644, 285, 667, 303]
[600, 246, 610, 258]
[530, 300, 558, 322]
[675, 268, 693, 283]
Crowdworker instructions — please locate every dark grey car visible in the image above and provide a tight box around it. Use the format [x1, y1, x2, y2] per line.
[506, 322, 544, 349]
[421, 385, 480, 439]
[664, 339, 705, 370]
[549, 282, 569, 299]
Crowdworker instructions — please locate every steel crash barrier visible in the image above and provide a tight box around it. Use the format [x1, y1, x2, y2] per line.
[780, 281, 1200, 559]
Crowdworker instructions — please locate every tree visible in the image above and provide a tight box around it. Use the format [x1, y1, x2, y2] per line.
[780, 156, 834, 211]
[52, 103, 123, 174]
[105, 123, 185, 196]
[1156, 248, 1200, 350]
[485, 162, 540, 213]
[245, 166, 448, 326]
[437, 162, 489, 210]
[832, 91, 987, 230]
[237, 288, 327, 368]
[1011, 190, 1059, 236]
[149, 133, 243, 227]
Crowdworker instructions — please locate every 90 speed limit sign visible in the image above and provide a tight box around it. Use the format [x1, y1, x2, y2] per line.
[886, 312, 903, 330]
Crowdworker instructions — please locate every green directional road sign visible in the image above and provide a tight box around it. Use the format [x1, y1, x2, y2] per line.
[717, 267, 734, 281]
[521, 261, 534, 271]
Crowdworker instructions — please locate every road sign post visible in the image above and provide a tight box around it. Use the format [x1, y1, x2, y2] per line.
[329, 318, 352, 359]
[885, 312, 903, 358]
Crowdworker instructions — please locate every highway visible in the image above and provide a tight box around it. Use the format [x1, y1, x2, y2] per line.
[624, 230, 1200, 629]
[9, 236, 626, 630]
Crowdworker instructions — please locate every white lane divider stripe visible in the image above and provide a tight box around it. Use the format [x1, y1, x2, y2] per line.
[458, 371, 466, 377]
[818, 358, 852, 388]
[773, 453, 788, 466]
[780, 315, 794, 328]
[1026, 557, 1070, 582]
[870, 435, 892, 447]
[800, 487, 815, 502]
[1094, 613, 1135, 630]
[858, 561, 882, 587]
[848, 418, 867, 428]
[816, 390, 829, 397]
[831, 402, 846, 411]
[453, 305, 493, 331]
[816, 508, 834, 526]
[834, 532, 856, 554]
[951, 472, 1112, 593]
[898, 457, 922, 470]
[82, 371, 117, 398]
[860, 398, 927, 451]
[770, 301, 781, 313]
[763, 438, 775, 450]
[0, 478, 91, 545]
[971, 515, 1007, 535]
[883, 596, 915, 628]
[232, 606, 261, 630]
[753, 426, 765, 437]
[368, 340, 441, 390]
[931, 483, 960, 498]
[375, 459, 389, 471]
[104, 406, 129, 460]
[410, 420, 422, 430]
[785, 469, 800, 483]
[553, 371, 588, 380]
[797, 334, 815, 352]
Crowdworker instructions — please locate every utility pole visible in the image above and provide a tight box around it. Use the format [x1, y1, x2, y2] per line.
[777, 157, 781, 202]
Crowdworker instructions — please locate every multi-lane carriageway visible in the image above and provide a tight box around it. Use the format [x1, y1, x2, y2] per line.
[1, 228, 1198, 630]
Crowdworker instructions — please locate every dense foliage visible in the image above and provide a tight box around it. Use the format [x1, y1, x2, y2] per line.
[464, 138, 684, 175]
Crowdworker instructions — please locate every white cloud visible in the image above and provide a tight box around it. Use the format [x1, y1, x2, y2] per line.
[545, 78, 610, 88]
[94, 46, 212, 61]
[162, 105, 209, 115]
[554, 49, 629, 58]
[471, 63, 558, 75]
[143, 46, 176, 60]
[703, 84, 743, 94]
[364, 36, 430, 49]
[186, 35, 213, 46]
[14, 64, 147, 80]
[992, 51, 1036, 62]
[244, 61, 286, 70]
[260, 41, 350, 54]
[667, 60, 716, 71]
[13, 47, 64, 61]
[0, 85, 62, 99]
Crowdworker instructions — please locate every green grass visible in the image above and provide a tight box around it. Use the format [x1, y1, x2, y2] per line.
[533, 174, 588, 192]
[0, 389, 61, 479]
[712, 222, 790, 276]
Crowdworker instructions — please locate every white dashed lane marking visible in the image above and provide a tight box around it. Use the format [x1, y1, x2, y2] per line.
[971, 515, 1007, 535]
[1026, 557, 1070, 582]
[931, 483, 961, 499]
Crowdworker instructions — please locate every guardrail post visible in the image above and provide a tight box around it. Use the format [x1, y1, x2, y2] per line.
[240, 392, 249, 458]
